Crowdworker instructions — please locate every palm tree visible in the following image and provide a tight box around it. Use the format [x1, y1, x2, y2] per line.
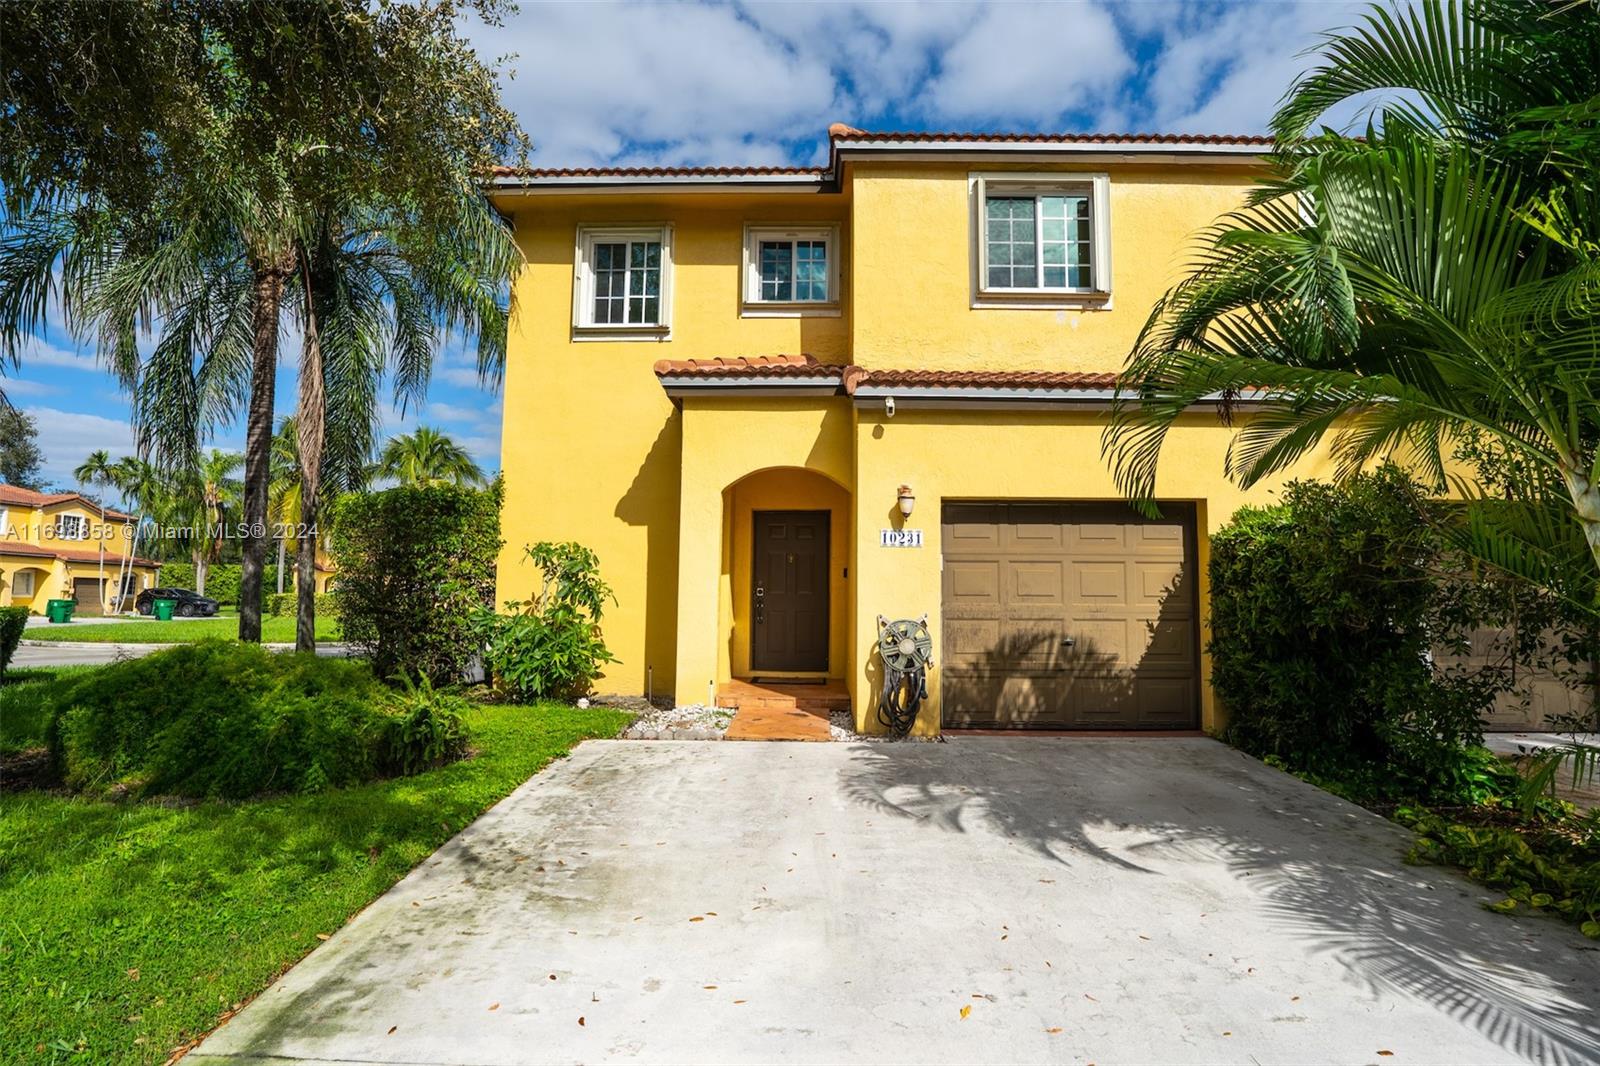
[1104, 0, 1600, 606]
[73, 449, 116, 506]
[375, 426, 486, 489]
[269, 416, 302, 596]
[170, 448, 243, 597]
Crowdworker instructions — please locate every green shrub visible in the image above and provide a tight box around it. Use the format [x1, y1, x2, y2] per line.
[1400, 806, 1600, 937]
[154, 562, 284, 604]
[383, 674, 471, 774]
[44, 641, 467, 798]
[1210, 466, 1560, 802]
[473, 542, 618, 702]
[266, 590, 337, 618]
[330, 482, 502, 683]
[0, 604, 27, 678]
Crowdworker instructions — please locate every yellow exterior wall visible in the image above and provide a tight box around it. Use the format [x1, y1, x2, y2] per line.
[846, 160, 1256, 368]
[671, 396, 853, 706]
[495, 193, 849, 698]
[489, 154, 1343, 728]
[849, 408, 1337, 734]
[0, 498, 157, 613]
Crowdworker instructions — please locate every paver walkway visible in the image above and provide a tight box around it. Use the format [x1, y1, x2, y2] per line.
[190, 739, 1600, 1066]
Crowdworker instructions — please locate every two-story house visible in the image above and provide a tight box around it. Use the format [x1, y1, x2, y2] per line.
[0, 484, 161, 615]
[483, 126, 1360, 734]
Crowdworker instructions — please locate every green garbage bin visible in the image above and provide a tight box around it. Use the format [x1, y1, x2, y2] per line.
[152, 598, 177, 621]
[46, 598, 74, 624]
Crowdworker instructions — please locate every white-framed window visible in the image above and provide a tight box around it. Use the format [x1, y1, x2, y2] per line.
[12, 570, 35, 597]
[971, 172, 1112, 305]
[53, 513, 89, 540]
[572, 224, 673, 337]
[0, 509, 8, 535]
[741, 225, 840, 316]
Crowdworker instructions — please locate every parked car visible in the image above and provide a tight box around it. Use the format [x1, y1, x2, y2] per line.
[134, 587, 221, 617]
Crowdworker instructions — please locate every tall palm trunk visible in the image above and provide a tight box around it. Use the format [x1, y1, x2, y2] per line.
[294, 244, 328, 653]
[239, 252, 291, 642]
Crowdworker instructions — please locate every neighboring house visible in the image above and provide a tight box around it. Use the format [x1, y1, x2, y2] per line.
[485, 124, 1557, 734]
[0, 483, 161, 615]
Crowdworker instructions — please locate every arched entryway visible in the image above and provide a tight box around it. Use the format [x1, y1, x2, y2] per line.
[721, 467, 852, 684]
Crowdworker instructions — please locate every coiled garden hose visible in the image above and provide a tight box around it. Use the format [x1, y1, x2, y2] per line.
[876, 615, 933, 739]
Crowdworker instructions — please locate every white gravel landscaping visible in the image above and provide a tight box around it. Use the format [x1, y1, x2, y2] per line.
[619, 702, 733, 740]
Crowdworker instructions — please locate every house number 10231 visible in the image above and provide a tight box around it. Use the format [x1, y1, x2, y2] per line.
[880, 528, 924, 548]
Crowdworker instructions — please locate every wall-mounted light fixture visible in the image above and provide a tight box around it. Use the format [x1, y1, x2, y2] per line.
[897, 484, 915, 519]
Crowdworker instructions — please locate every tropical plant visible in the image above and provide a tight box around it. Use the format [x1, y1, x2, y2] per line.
[0, 0, 527, 642]
[374, 426, 487, 488]
[72, 449, 115, 505]
[473, 542, 619, 703]
[1105, 0, 1600, 607]
[168, 449, 242, 597]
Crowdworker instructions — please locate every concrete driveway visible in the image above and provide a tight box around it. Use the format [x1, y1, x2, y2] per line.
[190, 739, 1600, 1066]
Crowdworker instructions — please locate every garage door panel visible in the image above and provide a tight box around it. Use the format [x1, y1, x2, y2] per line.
[1137, 678, 1196, 726]
[1010, 560, 1065, 605]
[946, 561, 1001, 608]
[1073, 562, 1128, 604]
[942, 501, 1198, 730]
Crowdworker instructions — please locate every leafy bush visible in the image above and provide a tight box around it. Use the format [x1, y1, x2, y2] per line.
[44, 641, 469, 798]
[154, 562, 283, 603]
[330, 481, 502, 684]
[267, 590, 337, 618]
[1210, 466, 1561, 802]
[383, 674, 471, 774]
[0, 605, 27, 678]
[1400, 806, 1600, 938]
[473, 542, 618, 702]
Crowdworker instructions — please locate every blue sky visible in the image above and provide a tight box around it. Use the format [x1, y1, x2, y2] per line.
[7, 0, 1374, 493]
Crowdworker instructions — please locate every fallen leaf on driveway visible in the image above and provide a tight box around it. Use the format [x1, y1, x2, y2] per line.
[488, 1003, 499, 1012]
[578, 1016, 585, 1027]
[1045, 1028, 1063, 1034]
[1377, 1053, 1393, 1058]
[387, 1027, 397, 1035]
[689, 916, 704, 923]
[959, 1005, 972, 1019]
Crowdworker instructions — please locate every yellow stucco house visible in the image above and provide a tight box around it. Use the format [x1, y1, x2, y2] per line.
[0, 483, 161, 615]
[486, 125, 1350, 735]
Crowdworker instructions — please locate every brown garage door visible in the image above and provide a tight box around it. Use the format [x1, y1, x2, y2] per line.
[941, 501, 1199, 729]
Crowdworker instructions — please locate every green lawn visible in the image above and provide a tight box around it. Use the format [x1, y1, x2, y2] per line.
[0, 696, 630, 1064]
[1, 666, 104, 754]
[22, 615, 338, 644]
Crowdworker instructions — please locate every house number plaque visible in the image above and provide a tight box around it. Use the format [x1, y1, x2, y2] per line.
[880, 528, 924, 548]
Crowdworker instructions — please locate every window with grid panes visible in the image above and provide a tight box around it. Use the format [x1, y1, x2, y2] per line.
[984, 191, 1094, 291]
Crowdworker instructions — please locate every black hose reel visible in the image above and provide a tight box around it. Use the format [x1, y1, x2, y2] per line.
[876, 614, 933, 738]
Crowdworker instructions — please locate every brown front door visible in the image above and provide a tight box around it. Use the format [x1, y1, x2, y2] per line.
[752, 510, 829, 673]
[940, 501, 1199, 729]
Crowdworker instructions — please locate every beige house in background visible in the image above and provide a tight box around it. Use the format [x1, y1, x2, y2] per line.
[0, 484, 160, 615]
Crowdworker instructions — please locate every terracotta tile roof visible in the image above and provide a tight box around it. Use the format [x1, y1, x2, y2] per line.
[491, 163, 825, 180]
[828, 126, 1273, 148]
[654, 357, 1121, 393]
[0, 483, 133, 521]
[0, 541, 159, 567]
[652, 354, 844, 378]
[846, 368, 1119, 391]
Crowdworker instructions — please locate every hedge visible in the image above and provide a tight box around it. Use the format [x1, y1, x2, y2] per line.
[154, 562, 286, 604]
[331, 482, 502, 683]
[266, 591, 337, 618]
[0, 605, 27, 678]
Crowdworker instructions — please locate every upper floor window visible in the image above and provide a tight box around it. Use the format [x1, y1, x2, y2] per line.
[573, 224, 673, 338]
[54, 514, 89, 540]
[972, 173, 1111, 306]
[742, 225, 840, 316]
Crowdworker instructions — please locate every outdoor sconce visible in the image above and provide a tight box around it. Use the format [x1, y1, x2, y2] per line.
[897, 485, 916, 519]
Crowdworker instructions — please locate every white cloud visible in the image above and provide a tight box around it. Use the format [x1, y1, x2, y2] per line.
[1, 377, 61, 398]
[922, 3, 1132, 124]
[19, 338, 100, 372]
[23, 407, 136, 488]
